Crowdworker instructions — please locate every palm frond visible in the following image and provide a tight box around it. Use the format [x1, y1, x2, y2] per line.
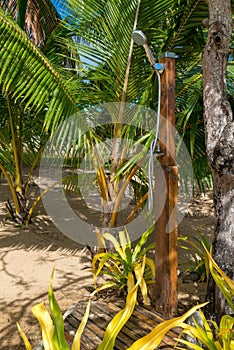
[167, 0, 208, 53]
[0, 8, 78, 131]
[0, 0, 59, 45]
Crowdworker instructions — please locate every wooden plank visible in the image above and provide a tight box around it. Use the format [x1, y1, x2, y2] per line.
[94, 302, 147, 342]
[135, 305, 180, 341]
[63, 300, 178, 349]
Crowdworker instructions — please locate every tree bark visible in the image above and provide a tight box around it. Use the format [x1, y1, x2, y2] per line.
[202, 0, 234, 320]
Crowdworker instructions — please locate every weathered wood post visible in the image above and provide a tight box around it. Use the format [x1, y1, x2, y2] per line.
[154, 52, 178, 317]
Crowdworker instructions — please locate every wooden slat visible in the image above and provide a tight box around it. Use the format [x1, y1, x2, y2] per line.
[63, 300, 179, 349]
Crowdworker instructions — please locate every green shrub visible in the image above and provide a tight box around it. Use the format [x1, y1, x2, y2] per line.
[178, 230, 211, 282]
[176, 310, 234, 350]
[18, 269, 206, 350]
[18, 238, 234, 350]
[92, 227, 155, 305]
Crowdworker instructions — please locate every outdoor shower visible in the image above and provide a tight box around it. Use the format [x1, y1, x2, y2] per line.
[132, 30, 178, 318]
[132, 30, 164, 212]
[132, 30, 164, 72]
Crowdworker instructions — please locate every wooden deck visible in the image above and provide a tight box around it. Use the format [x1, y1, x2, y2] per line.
[63, 299, 180, 349]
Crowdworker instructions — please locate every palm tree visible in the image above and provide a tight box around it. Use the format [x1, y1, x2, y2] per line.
[0, 1, 79, 222]
[202, 0, 234, 320]
[1, 0, 233, 229]
[50, 0, 213, 229]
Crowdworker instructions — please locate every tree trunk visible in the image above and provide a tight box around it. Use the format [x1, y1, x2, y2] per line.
[202, 0, 234, 320]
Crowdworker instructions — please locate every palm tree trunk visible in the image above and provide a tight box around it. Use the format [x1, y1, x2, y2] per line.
[6, 96, 28, 219]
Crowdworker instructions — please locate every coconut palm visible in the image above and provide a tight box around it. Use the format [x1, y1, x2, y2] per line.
[51, 0, 213, 228]
[0, 0, 233, 227]
[0, 1, 80, 222]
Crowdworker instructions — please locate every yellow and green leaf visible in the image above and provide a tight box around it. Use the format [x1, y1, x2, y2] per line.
[134, 260, 150, 306]
[72, 299, 91, 350]
[97, 268, 144, 350]
[31, 302, 55, 350]
[96, 229, 106, 253]
[127, 271, 135, 292]
[127, 303, 208, 350]
[17, 323, 32, 350]
[119, 230, 129, 251]
[92, 252, 116, 285]
[175, 338, 204, 350]
[219, 315, 234, 350]
[132, 224, 154, 261]
[145, 257, 155, 278]
[103, 233, 126, 260]
[48, 270, 70, 350]
[203, 245, 234, 312]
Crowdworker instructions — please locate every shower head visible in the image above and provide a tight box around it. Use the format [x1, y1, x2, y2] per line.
[132, 30, 156, 66]
[132, 30, 165, 73]
[132, 30, 147, 46]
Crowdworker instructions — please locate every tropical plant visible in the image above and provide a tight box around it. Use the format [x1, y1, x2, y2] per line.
[17, 269, 206, 350]
[1, 0, 234, 228]
[44, 0, 224, 231]
[17, 269, 91, 350]
[178, 230, 211, 282]
[203, 244, 234, 314]
[57, 0, 217, 193]
[175, 246, 234, 350]
[17, 265, 147, 350]
[0, 2, 79, 223]
[17, 248, 234, 350]
[175, 310, 234, 350]
[48, 0, 212, 233]
[92, 227, 155, 305]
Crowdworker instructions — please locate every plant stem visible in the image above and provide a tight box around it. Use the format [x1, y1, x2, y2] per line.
[6, 95, 23, 194]
[0, 163, 21, 214]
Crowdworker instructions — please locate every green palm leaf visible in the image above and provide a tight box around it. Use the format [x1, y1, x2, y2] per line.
[1, 0, 59, 44]
[0, 8, 78, 132]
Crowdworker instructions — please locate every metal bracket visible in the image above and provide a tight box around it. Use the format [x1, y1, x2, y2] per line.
[158, 52, 177, 59]
[153, 63, 164, 74]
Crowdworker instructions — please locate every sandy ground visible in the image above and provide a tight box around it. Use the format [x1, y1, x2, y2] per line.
[0, 220, 93, 349]
[0, 180, 216, 349]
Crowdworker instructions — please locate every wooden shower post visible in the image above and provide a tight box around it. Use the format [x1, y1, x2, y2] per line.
[154, 52, 178, 318]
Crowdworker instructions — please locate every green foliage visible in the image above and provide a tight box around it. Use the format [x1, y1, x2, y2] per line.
[56, 0, 217, 190]
[179, 230, 211, 282]
[0, 0, 222, 223]
[92, 227, 155, 305]
[17, 267, 145, 350]
[18, 270, 206, 350]
[0, 0, 80, 223]
[48, 270, 70, 350]
[176, 247, 234, 350]
[127, 303, 208, 350]
[203, 245, 234, 314]
[176, 310, 234, 350]
[97, 268, 143, 350]
[0, 8, 77, 130]
[17, 270, 91, 350]
[1, 0, 234, 224]
[18, 250, 234, 349]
